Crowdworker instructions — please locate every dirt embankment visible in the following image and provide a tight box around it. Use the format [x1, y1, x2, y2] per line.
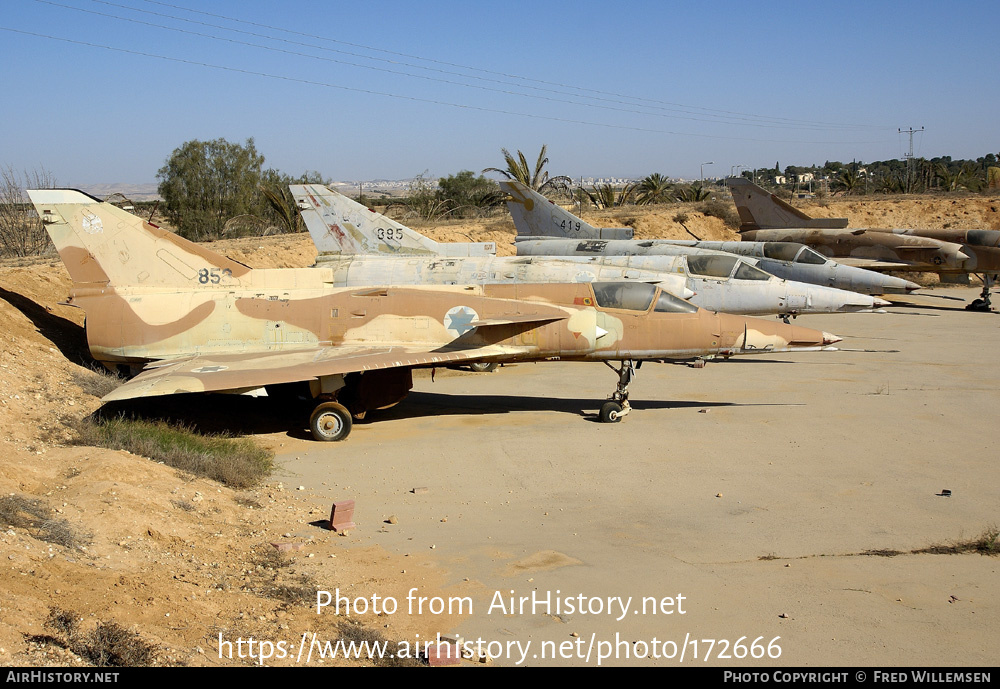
[0, 192, 996, 666]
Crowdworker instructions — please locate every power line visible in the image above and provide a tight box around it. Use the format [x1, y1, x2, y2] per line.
[67, 0, 885, 132]
[0, 25, 885, 147]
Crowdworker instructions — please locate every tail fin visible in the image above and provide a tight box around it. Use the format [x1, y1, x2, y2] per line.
[726, 178, 848, 231]
[290, 184, 496, 257]
[500, 180, 633, 240]
[27, 189, 249, 288]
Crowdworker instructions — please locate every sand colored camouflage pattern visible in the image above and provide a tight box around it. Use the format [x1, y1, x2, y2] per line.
[501, 180, 916, 295]
[726, 178, 989, 273]
[27, 189, 840, 427]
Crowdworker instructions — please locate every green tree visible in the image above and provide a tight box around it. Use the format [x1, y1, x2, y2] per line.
[839, 169, 860, 194]
[436, 170, 505, 218]
[585, 182, 636, 209]
[635, 173, 673, 205]
[259, 170, 331, 234]
[157, 137, 271, 240]
[674, 183, 711, 202]
[390, 172, 450, 221]
[482, 144, 571, 193]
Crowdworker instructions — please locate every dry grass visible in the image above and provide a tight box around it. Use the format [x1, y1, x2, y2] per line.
[336, 620, 424, 667]
[30, 608, 159, 667]
[0, 494, 89, 548]
[70, 365, 126, 399]
[861, 526, 1000, 558]
[248, 547, 319, 606]
[71, 416, 273, 489]
[697, 198, 741, 228]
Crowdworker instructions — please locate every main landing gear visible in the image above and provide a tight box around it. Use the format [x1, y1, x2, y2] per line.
[965, 274, 995, 312]
[600, 360, 637, 423]
[309, 402, 352, 442]
[305, 368, 414, 441]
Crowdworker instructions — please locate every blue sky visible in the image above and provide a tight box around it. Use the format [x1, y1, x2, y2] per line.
[1, 0, 997, 185]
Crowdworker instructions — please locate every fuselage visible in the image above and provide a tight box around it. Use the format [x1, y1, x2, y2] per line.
[67, 274, 836, 366]
[635, 240, 918, 294]
[739, 228, 974, 273]
[314, 253, 694, 300]
[853, 228, 1000, 273]
[514, 239, 885, 315]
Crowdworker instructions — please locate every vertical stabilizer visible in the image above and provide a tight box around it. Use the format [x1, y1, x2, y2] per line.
[501, 180, 633, 240]
[27, 189, 249, 288]
[726, 178, 848, 231]
[290, 184, 495, 257]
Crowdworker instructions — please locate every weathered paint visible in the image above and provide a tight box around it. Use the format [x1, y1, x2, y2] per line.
[726, 178, 997, 275]
[514, 239, 886, 316]
[290, 184, 693, 299]
[28, 189, 840, 413]
[501, 180, 917, 295]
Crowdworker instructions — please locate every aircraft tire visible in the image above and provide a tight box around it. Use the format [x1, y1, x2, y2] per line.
[469, 362, 499, 373]
[965, 298, 990, 312]
[310, 402, 353, 442]
[599, 401, 624, 423]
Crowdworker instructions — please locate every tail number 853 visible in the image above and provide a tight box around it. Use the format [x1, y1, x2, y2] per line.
[197, 268, 233, 284]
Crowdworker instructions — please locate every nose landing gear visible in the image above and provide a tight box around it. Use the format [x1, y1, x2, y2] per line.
[600, 360, 636, 423]
[965, 274, 995, 312]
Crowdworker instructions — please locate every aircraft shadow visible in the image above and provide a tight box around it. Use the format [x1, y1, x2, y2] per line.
[0, 287, 91, 364]
[357, 391, 801, 425]
[89, 390, 802, 438]
[885, 294, 992, 313]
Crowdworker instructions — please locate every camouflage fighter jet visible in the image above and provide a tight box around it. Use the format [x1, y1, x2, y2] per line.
[28, 188, 841, 439]
[727, 178, 998, 310]
[301, 183, 887, 321]
[502, 180, 917, 295]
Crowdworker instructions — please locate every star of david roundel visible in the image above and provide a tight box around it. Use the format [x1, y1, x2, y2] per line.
[444, 305, 479, 338]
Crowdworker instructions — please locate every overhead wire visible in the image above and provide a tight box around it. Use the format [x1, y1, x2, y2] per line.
[134, 0, 881, 131]
[7, 0, 888, 145]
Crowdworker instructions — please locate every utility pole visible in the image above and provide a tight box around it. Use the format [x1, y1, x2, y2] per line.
[899, 126, 924, 192]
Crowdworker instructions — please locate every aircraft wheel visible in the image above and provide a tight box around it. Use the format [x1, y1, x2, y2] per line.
[965, 298, 990, 312]
[599, 401, 624, 424]
[469, 362, 499, 373]
[310, 402, 352, 442]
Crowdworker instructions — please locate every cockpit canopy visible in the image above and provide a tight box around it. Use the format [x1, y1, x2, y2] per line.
[591, 282, 698, 313]
[685, 254, 771, 281]
[761, 242, 829, 265]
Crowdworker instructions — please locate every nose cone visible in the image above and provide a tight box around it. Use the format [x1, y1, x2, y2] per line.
[873, 297, 891, 308]
[790, 282, 882, 313]
[869, 274, 921, 295]
[717, 313, 843, 354]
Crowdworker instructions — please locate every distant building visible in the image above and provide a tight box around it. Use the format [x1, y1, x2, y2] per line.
[774, 175, 787, 185]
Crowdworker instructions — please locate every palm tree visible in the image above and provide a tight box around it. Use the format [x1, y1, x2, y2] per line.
[482, 145, 571, 194]
[259, 183, 302, 233]
[585, 182, 636, 209]
[636, 173, 673, 205]
[839, 169, 860, 195]
[674, 183, 711, 202]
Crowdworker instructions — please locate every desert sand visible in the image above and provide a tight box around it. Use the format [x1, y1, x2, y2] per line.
[0, 194, 996, 667]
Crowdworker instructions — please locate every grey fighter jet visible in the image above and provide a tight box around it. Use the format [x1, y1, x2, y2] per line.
[502, 180, 917, 295]
[294, 184, 886, 320]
